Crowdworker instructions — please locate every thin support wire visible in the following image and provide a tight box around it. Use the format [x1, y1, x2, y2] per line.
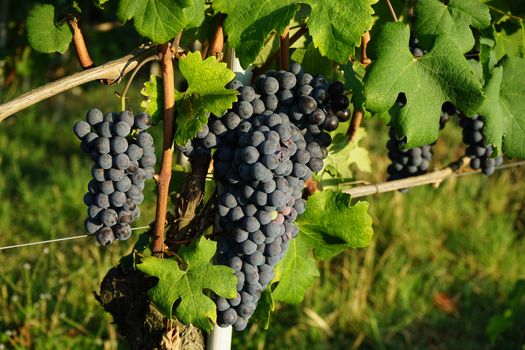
[0, 225, 151, 251]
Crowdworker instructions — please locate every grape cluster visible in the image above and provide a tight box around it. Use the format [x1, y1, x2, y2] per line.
[459, 114, 503, 175]
[180, 63, 349, 330]
[386, 108, 453, 182]
[73, 109, 155, 246]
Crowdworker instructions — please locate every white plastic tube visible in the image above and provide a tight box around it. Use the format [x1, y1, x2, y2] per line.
[207, 324, 232, 350]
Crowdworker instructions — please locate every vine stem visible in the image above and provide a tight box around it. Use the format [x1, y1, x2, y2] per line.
[68, 17, 94, 69]
[0, 47, 157, 121]
[120, 55, 160, 111]
[280, 27, 290, 70]
[385, 0, 398, 22]
[487, 5, 524, 21]
[151, 43, 176, 257]
[253, 26, 307, 76]
[347, 109, 363, 142]
[207, 14, 225, 59]
[347, 32, 371, 141]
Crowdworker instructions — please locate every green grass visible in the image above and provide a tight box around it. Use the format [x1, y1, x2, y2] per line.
[1, 85, 525, 349]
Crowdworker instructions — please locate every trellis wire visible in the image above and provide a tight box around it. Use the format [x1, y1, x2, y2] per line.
[1, 161, 524, 252]
[0, 225, 151, 251]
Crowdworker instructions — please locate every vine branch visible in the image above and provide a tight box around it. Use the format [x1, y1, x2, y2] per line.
[344, 157, 471, 198]
[0, 47, 157, 122]
[151, 43, 176, 257]
[68, 17, 95, 69]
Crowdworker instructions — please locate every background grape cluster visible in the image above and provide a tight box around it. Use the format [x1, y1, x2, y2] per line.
[73, 109, 155, 246]
[460, 114, 503, 175]
[386, 107, 452, 183]
[180, 63, 350, 330]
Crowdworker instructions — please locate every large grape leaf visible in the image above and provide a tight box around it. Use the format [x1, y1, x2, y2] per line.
[297, 190, 373, 260]
[415, 0, 491, 53]
[363, 23, 484, 148]
[213, 0, 299, 67]
[26, 4, 72, 54]
[117, 0, 205, 43]
[271, 235, 319, 304]
[174, 52, 238, 145]
[303, 0, 377, 63]
[137, 238, 237, 332]
[479, 57, 525, 159]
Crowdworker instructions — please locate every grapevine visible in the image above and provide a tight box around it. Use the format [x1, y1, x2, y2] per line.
[0, 0, 524, 349]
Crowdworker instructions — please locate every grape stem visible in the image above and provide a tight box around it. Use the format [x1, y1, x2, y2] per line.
[0, 46, 158, 121]
[280, 27, 290, 70]
[151, 42, 176, 257]
[68, 17, 95, 69]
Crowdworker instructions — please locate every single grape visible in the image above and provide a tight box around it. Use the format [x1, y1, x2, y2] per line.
[134, 112, 152, 130]
[113, 154, 131, 170]
[73, 120, 91, 139]
[114, 121, 131, 137]
[86, 108, 104, 126]
[114, 224, 132, 240]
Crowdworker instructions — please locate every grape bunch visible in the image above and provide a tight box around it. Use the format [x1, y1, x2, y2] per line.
[386, 107, 453, 182]
[73, 109, 156, 246]
[179, 63, 350, 330]
[459, 114, 503, 175]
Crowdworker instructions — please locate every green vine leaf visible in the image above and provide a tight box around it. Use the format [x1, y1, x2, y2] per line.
[322, 127, 372, 182]
[213, 0, 299, 67]
[415, 0, 491, 53]
[26, 4, 72, 54]
[269, 190, 373, 305]
[141, 75, 163, 124]
[303, 0, 377, 63]
[136, 238, 237, 332]
[364, 22, 484, 148]
[479, 57, 525, 159]
[271, 235, 320, 304]
[174, 51, 238, 145]
[297, 190, 373, 260]
[117, 0, 205, 43]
